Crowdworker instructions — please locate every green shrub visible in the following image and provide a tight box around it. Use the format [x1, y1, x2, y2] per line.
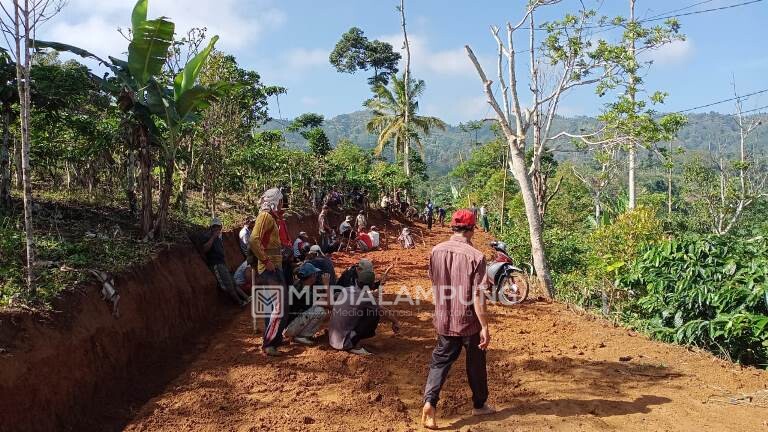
[619, 234, 768, 366]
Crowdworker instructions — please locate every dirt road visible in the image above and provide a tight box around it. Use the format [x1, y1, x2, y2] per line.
[123, 225, 767, 431]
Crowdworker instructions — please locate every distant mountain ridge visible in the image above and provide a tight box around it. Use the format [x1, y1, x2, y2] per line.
[261, 111, 767, 176]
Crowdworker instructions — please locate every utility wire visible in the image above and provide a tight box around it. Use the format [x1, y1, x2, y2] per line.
[676, 88, 768, 113]
[737, 104, 768, 115]
[640, 0, 763, 23]
[533, 0, 762, 32]
[643, 0, 715, 21]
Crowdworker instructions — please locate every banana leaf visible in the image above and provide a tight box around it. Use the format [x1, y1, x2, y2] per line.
[174, 35, 219, 100]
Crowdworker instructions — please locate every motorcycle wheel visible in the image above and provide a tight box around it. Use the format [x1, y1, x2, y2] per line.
[497, 272, 529, 305]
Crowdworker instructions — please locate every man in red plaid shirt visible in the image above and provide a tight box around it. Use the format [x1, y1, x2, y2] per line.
[421, 209, 495, 429]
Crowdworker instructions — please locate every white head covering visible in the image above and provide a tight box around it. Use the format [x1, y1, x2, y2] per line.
[260, 187, 283, 212]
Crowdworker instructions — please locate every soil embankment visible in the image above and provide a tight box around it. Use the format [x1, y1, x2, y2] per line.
[0, 209, 324, 432]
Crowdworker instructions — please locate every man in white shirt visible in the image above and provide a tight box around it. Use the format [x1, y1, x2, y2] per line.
[369, 225, 381, 249]
[238, 216, 255, 256]
[293, 231, 309, 259]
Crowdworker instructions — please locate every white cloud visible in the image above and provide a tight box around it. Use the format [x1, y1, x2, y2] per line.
[285, 48, 329, 70]
[643, 39, 693, 66]
[379, 33, 477, 76]
[39, 0, 286, 57]
[300, 96, 319, 106]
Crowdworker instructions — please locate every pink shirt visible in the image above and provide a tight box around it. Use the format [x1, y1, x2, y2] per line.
[429, 234, 487, 336]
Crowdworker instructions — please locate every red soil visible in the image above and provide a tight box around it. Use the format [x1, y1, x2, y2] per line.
[118, 223, 768, 432]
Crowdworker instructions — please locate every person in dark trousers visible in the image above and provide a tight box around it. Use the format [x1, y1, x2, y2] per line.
[328, 259, 399, 356]
[421, 209, 495, 429]
[195, 217, 250, 306]
[425, 199, 434, 230]
[437, 206, 446, 227]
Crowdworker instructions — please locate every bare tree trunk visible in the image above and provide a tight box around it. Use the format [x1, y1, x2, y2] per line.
[667, 141, 672, 215]
[0, 108, 10, 208]
[150, 154, 174, 239]
[136, 124, 153, 238]
[627, 0, 637, 210]
[399, 0, 411, 177]
[508, 147, 554, 297]
[13, 1, 35, 292]
[13, 135, 21, 189]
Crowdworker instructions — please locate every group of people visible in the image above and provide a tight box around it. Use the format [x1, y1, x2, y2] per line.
[196, 188, 395, 357]
[195, 187, 496, 428]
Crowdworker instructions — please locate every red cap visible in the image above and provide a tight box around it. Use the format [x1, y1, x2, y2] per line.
[451, 209, 476, 228]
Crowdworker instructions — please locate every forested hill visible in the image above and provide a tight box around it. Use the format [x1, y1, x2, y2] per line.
[262, 111, 767, 175]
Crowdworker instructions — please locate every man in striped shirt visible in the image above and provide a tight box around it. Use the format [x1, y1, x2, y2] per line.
[422, 209, 495, 429]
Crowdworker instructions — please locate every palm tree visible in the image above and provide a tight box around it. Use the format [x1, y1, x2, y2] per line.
[364, 75, 446, 176]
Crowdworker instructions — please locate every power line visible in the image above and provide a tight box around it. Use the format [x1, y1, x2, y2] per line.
[533, 0, 762, 32]
[676, 88, 768, 113]
[643, 0, 715, 21]
[640, 0, 764, 23]
[738, 104, 768, 115]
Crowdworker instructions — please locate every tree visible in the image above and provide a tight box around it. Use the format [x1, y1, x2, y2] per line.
[0, 0, 66, 292]
[364, 75, 446, 177]
[682, 90, 767, 235]
[329, 27, 400, 87]
[0, 48, 15, 209]
[598, 0, 686, 210]
[36, 0, 223, 239]
[288, 113, 331, 157]
[183, 50, 284, 214]
[464, 1, 636, 298]
[397, 0, 412, 176]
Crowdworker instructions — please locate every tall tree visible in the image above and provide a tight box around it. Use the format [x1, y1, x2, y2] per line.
[464, 1, 658, 297]
[597, 0, 686, 210]
[0, 0, 66, 292]
[364, 75, 446, 173]
[329, 27, 400, 87]
[397, 0, 412, 176]
[0, 48, 15, 209]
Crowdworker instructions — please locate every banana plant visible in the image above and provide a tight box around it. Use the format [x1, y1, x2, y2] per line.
[35, 0, 222, 239]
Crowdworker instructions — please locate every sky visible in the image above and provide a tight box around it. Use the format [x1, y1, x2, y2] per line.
[35, 0, 768, 125]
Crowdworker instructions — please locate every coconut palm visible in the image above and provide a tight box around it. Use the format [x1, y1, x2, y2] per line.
[364, 75, 446, 176]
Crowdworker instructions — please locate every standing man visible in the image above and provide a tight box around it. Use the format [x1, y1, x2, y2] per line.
[437, 206, 446, 227]
[421, 209, 495, 429]
[425, 200, 434, 230]
[355, 210, 367, 232]
[239, 216, 255, 256]
[479, 205, 489, 232]
[318, 205, 333, 250]
[250, 188, 291, 357]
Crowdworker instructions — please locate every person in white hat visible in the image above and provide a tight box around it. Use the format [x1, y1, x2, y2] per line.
[306, 245, 337, 286]
[398, 227, 415, 249]
[293, 231, 309, 260]
[368, 226, 381, 249]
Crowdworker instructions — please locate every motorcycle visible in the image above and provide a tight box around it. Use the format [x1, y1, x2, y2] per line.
[486, 240, 530, 305]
